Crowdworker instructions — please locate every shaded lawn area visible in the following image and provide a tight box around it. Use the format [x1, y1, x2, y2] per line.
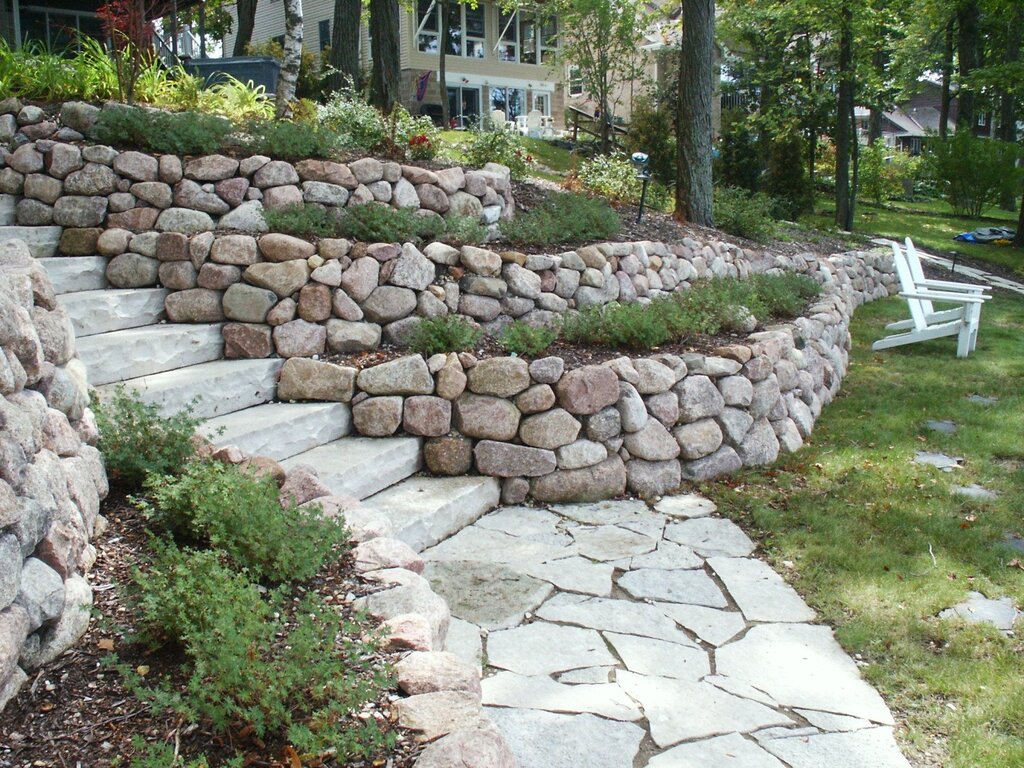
[438, 130, 577, 182]
[808, 199, 1024, 276]
[706, 292, 1024, 768]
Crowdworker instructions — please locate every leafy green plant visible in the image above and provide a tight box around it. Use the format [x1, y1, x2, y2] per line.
[137, 459, 346, 583]
[240, 118, 342, 160]
[128, 736, 236, 768]
[92, 107, 234, 155]
[407, 315, 482, 356]
[337, 204, 443, 243]
[716, 110, 762, 192]
[858, 140, 922, 204]
[626, 96, 677, 186]
[923, 132, 1022, 217]
[442, 215, 489, 246]
[713, 186, 778, 243]
[125, 541, 392, 756]
[763, 127, 812, 220]
[318, 90, 440, 159]
[264, 204, 339, 238]
[500, 192, 620, 246]
[747, 272, 821, 316]
[92, 387, 202, 490]
[573, 152, 670, 209]
[498, 322, 558, 356]
[463, 128, 534, 178]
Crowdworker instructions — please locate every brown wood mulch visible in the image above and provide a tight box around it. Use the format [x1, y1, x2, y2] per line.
[0, 489, 420, 768]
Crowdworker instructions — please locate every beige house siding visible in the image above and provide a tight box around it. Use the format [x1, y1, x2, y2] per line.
[224, 0, 337, 55]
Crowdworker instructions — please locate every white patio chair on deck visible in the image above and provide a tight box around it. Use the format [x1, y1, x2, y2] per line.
[872, 240, 988, 358]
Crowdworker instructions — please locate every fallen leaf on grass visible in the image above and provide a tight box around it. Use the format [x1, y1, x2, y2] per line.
[1008, 559, 1024, 570]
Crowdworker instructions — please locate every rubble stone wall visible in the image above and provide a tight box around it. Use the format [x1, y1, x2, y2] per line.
[0, 239, 108, 713]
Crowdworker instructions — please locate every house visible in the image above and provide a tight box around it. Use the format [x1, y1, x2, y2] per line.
[221, 0, 568, 129]
[0, 0, 106, 50]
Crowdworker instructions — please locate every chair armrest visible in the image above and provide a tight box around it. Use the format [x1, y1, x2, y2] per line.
[900, 290, 987, 304]
[915, 277, 990, 293]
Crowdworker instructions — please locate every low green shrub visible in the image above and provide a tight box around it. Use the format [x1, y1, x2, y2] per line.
[263, 204, 339, 238]
[747, 272, 821, 317]
[92, 107, 234, 155]
[240, 118, 341, 160]
[924, 131, 1022, 217]
[498, 322, 558, 356]
[442, 215, 489, 246]
[574, 152, 670, 210]
[463, 129, 533, 178]
[138, 459, 346, 583]
[500, 192, 620, 246]
[129, 735, 236, 768]
[561, 300, 676, 350]
[407, 315, 482, 357]
[125, 541, 392, 756]
[92, 387, 202, 490]
[337, 204, 443, 243]
[858, 140, 923, 204]
[713, 186, 778, 243]
[318, 90, 440, 159]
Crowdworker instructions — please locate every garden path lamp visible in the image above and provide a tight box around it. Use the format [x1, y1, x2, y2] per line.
[632, 152, 651, 223]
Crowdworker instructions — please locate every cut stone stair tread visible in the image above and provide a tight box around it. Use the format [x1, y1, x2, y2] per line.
[202, 401, 352, 461]
[60, 288, 168, 337]
[38, 257, 108, 294]
[360, 475, 502, 552]
[0, 225, 62, 258]
[76, 323, 224, 385]
[281, 437, 424, 501]
[96, 358, 283, 420]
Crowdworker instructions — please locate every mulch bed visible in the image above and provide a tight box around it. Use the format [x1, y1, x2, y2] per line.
[0, 489, 420, 768]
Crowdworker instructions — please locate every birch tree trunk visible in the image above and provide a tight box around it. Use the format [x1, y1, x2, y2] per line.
[674, 0, 715, 226]
[327, 0, 362, 93]
[233, 0, 258, 57]
[276, 0, 303, 117]
[370, 0, 401, 113]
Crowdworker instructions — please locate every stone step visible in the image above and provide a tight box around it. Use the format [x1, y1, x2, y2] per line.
[38, 256, 108, 294]
[77, 323, 224, 386]
[96, 358, 283, 420]
[60, 288, 168, 337]
[281, 437, 423, 501]
[202, 401, 352, 461]
[0, 194, 14, 226]
[360, 475, 501, 553]
[0, 225, 62, 258]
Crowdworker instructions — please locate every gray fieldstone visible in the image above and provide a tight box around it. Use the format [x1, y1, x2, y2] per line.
[185, 154, 239, 181]
[474, 441, 555, 477]
[352, 396, 403, 436]
[259, 232, 315, 262]
[519, 408, 581, 450]
[223, 283, 277, 323]
[165, 289, 224, 322]
[362, 286, 417, 324]
[681, 445, 743, 481]
[530, 455, 626, 503]
[515, 384, 556, 414]
[388, 244, 435, 290]
[467, 357, 530, 397]
[623, 419, 679, 461]
[402, 395, 451, 436]
[244, 260, 310, 297]
[156, 207, 214, 234]
[340, 257, 380, 301]
[16, 557, 65, 631]
[216, 200, 267, 232]
[676, 374, 725, 422]
[52, 195, 107, 227]
[454, 394, 521, 441]
[557, 439, 607, 470]
[325, 319, 381, 353]
[278, 358, 355, 401]
[626, 458, 681, 497]
[414, 721, 515, 768]
[461, 246, 502, 276]
[556, 365, 620, 415]
[357, 354, 433, 395]
[616, 382, 648, 432]
[106, 253, 159, 288]
[272, 319, 326, 357]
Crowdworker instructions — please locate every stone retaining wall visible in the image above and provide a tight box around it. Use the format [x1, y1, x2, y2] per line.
[0, 239, 108, 713]
[275, 248, 897, 502]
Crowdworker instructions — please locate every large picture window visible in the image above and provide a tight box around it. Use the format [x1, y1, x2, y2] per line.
[498, 10, 557, 65]
[490, 87, 526, 121]
[417, 0, 486, 58]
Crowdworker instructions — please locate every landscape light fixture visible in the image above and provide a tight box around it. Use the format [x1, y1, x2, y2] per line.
[632, 152, 651, 223]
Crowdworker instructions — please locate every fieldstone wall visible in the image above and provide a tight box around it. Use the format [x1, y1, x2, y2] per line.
[275, 247, 897, 502]
[0, 239, 108, 713]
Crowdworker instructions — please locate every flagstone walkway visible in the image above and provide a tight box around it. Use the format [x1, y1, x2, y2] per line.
[421, 494, 912, 768]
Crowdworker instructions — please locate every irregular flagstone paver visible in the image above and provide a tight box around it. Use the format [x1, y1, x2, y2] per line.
[656, 603, 747, 646]
[558, 666, 616, 684]
[759, 727, 912, 768]
[966, 394, 998, 405]
[536, 593, 696, 644]
[618, 568, 728, 607]
[644, 732, 786, 768]
[708, 556, 816, 622]
[664, 517, 756, 557]
[572, 525, 657, 561]
[618, 540, 704, 570]
[704, 675, 779, 707]
[425, 525, 576, 564]
[796, 708, 875, 732]
[615, 671, 794, 747]
[603, 632, 709, 680]
[487, 622, 618, 675]
[654, 493, 717, 518]
[424, 560, 554, 630]
[485, 708, 645, 768]
[924, 419, 957, 434]
[952, 483, 998, 500]
[522, 557, 614, 596]
[482, 671, 643, 721]
[475, 505, 569, 538]
[938, 590, 1019, 632]
[913, 450, 963, 471]
[550, 499, 652, 525]
[715, 623, 896, 724]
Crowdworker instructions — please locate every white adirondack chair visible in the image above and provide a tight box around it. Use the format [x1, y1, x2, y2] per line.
[490, 109, 507, 131]
[525, 109, 542, 138]
[894, 237, 991, 325]
[872, 240, 988, 358]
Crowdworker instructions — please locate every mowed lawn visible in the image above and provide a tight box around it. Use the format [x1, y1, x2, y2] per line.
[706, 291, 1024, 768]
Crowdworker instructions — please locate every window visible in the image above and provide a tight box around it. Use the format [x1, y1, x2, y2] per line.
[448, 86, 481, 128]
[502, 12, 557, 65]
[567, 65, 583, 97]
[496, 9, 517, 62]
[19, 5, 102, 51]
[319, 19, 331, 51]
[533, 92, 550, 116]
[491, 87, 526, 120]
[540, 18, 558, 64]
[417, 0, 485, 57]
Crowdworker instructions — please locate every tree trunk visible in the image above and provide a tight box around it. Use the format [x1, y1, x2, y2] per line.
[369, 0, 401, 113]
[998, 4, 1021, 209]
[1015, 187, 1024, 247]
[276, 0, 303, 117]
[868, 47, 884, 143]
[956, 0, 979, 131]
[807, 125, 816, 196]
[674, 0, 715, 227]
[440, 0, 450, 127]
[939, 19, 953, 137]
[232, 0, 258, 57]
[834, 2, 854, 231]
[327, 0, 362, 93]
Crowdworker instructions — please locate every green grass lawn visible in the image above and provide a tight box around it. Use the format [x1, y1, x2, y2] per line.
[808, 198, 1024, 276]
[438, 130, 577, 183]
[706, 293, 1024, 768]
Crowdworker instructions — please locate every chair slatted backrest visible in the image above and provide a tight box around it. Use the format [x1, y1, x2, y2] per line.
[891, 242, 929, 330]
[903, 238, 939, 317]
